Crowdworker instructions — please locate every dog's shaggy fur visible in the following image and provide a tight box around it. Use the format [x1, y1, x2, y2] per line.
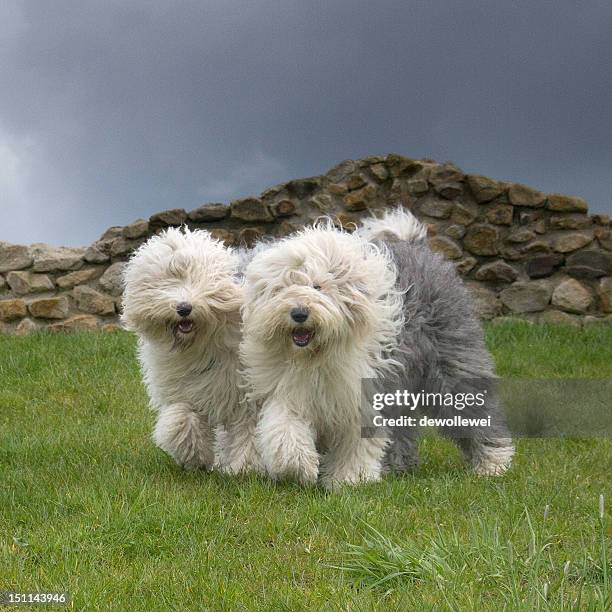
[240, 224, 404, 488]
[358, 209, 515, 476]
[121, 227, 260, 473]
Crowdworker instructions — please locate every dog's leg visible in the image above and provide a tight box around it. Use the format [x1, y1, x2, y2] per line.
[255, 398, 319, 485]
[453, 434, 515, 476]
[383, 429, 420, 474]
[319, 429, 387, 489]
[440, 391, 514, 476]
[216, 407, 264, 475]
[153, 403, 215, 470]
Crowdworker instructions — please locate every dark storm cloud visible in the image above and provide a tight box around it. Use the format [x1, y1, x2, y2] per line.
[1, 0, 611, 245]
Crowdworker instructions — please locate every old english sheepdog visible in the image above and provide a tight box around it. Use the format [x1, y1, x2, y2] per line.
[358, 208, 515, 476]
[121, 227, 261, 473]
[241, 209, 514, 487]
[240, 223, 404, 488]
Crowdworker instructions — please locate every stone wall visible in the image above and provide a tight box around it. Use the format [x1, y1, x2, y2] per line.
[1, 154, 611, 334]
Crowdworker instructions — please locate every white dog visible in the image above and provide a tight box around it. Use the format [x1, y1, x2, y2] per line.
[121, 227, 260, 473]
[240, 223, 403, 488]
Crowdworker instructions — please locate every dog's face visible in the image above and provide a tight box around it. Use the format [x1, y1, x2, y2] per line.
[121, 227, 242, 347]
[242, 226, 397, 358]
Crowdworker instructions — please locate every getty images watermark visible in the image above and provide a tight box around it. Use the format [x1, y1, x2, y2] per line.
[361, 379, 612, 437]
[371, 389, 492, 429]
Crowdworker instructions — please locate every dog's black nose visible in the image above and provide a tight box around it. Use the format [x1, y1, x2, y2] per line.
[176, 302, 192, 317]
[290, 307, 309, 324]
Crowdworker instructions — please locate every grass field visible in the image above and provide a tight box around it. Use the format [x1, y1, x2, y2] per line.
[1, 323, 610, 610]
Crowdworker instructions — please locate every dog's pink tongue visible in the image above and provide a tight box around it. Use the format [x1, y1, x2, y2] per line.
[292, 330, 311, 346]
[178, 320, 193, 333]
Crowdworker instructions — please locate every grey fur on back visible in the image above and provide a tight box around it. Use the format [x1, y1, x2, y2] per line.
[388, 237, 493, 382]
[375, 237, 514, 474]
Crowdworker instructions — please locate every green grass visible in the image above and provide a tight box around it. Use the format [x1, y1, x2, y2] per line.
[0, 323, 610, 610]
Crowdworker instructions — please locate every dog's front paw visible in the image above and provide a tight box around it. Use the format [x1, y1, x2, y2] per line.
[154, 405, 215, 470]
[320, 436, 387, 489]
[215, 419, 265, 476]
[256, 401, 319, 485]
[216, 444, 265, 476]
[263, 444, 319, 485]
[320, 462, 382, 490]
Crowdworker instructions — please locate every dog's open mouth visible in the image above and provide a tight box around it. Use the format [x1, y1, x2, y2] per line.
[176, 319, 194, 334]
[292, 328, 314, 347]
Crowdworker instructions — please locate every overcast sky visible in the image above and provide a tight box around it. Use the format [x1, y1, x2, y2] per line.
[1, 1, 611, 246]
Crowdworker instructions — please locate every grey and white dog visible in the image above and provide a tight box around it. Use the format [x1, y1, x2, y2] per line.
[240, 207, 513, 488]
[358, 209, 515, 476]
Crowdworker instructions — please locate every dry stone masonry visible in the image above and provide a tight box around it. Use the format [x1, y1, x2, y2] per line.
[1, 154, 611, 334]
